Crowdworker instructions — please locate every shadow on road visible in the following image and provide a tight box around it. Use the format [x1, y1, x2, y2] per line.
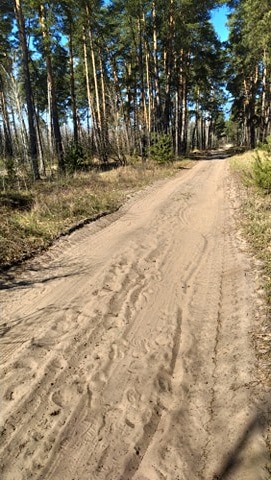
[213, 408, 271, 479]
[188, 147, 247, 161]
[0, 262, 89, 291]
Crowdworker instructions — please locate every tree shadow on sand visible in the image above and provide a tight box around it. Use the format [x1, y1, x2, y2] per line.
[0, 262, 89, 291]
[212, 407, 271, 479]
[188, 147, 247, 161]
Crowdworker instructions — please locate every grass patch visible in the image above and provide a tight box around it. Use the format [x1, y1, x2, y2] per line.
[0, 159, 193, 268]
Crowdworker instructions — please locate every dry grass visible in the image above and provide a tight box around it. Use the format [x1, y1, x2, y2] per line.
[230, 150, 271, 396]
[0, 160, 193, 268]
[230, 151, 271, 298]
[229, 150, 255, 184]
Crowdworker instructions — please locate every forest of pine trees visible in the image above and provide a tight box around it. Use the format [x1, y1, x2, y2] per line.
[227, 0, 271, 149]
[0, 0, 270, 180]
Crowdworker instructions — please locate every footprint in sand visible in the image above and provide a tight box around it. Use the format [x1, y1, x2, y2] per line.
[51, 380, 84, 410]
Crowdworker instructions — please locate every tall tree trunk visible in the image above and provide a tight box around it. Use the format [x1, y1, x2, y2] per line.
[249, 65, 258, 149]
[11, 73, 29, 162]
[152, 0, 161, 130]
[192, 90, 200, 150]
[68, 18, 79, 147]
[13, 0, 40, 179]
[85, 3, 106, 162]
[0, 75, 13, 157]
[125, 62, 134, 152]
[38, 3, 65, 173]
[137, 15, 147, 160]
[179, 52, 188, 154]
[180, 80, 188, 154]
[35, 109, 46, 175]
[260, 49, 270, 142]
[99, 54, 109, 161]
[110, 53, 131, 155]
[243, 79, 250, 147]
[243, 71, 257, 149]
[174, 87, 180, 157]
[89, 34, 101, 137]
[163, 0, 175, 132]
[82, 29, 98, 154]
[145, 44, 151, 137]
[10, 104, 20, 156]
[207, 119, 213, 149]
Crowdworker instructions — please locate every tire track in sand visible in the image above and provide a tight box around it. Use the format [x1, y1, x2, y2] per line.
[39, 169, 217, 480]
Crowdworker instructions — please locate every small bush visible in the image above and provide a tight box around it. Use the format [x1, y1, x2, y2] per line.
[149, 133, 174, 164]
[65, 142, 87, 173]
[0, 192, 33, 210]
[253, 137, 271, 193]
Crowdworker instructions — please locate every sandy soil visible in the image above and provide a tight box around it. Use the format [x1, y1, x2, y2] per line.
[0, 157, 270, 480]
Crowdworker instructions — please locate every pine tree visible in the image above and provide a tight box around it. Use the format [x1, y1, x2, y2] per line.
[13, 0, 40, 179]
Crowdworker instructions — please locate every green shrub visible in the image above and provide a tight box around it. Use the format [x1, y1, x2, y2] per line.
[253, 137, 271, 193]
[149, 133, 174, 164]
[0, 192, 33, 210]
[65, 142, 87, 173]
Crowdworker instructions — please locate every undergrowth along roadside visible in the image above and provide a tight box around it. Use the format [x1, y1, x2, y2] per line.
[230, 148, 271, 391]
[0, 160, 191, 269]
[230, 149, 271, 302]
[231, 145, 271, 472]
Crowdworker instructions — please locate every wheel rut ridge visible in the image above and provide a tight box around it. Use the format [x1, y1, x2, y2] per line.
[123, 217, 215, 479]
[141, 187, 227, 480]
[198, 239, 225, 480]
[120, 400, 164, 480]
[196, 180, 261, 480]
[119, 308, 183, 480]
[131, 163, 227, 478]
[169, 307, 182, 375]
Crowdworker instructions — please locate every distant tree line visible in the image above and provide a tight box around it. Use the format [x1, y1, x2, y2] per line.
[1, 0, 270, 180]
[0, 0, 228, 179]
[227, 0, 271, 149]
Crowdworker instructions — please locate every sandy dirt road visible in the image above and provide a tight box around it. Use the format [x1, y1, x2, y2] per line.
[0, 157, 270, 480]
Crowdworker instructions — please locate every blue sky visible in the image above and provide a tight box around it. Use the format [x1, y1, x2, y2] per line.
[211, 5, 230, 42]
[210, 5, 232, 116]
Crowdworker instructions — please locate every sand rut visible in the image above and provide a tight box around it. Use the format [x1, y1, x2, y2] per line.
[0, 159, 270, 480]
